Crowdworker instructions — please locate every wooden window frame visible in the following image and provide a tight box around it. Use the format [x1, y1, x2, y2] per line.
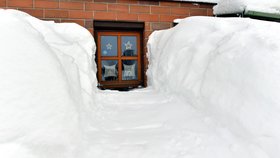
[97, 31, 142, 88]
[94, 20, 144, 89]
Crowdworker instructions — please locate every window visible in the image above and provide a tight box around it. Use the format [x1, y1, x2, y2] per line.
[96, 31, 142, 89]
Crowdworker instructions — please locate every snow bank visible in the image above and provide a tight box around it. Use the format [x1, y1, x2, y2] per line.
[148, 17, 280, 157]
[214, 0, 280, 15]
[0, 9, 96, 158]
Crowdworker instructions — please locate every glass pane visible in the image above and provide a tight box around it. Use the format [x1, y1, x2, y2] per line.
[121, 36, 137, 56]
[122, 60, 138, 80]
[101, 36, 117, 56]
[101, 60, 118, 81]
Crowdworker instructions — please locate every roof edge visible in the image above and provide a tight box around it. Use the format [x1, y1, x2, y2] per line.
[245, 10, 280, 20]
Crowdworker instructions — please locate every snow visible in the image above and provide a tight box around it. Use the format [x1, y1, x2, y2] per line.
[1, 8, 280, 158]
[87, 89, 269, 158]
[0, 9, 96, 158]
[214, 0, 280, 15]
[148, 16, 280, 158]
[172, 0, 218, 4]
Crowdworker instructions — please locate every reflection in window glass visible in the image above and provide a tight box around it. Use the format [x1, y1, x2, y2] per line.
[122, 60, 138, 80]
[101, 36, 117, 56]
[102, 60, 118, 81]
[121, 36, 137, 56]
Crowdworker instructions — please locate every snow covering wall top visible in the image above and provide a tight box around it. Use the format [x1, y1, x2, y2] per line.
[172, 0, 218, 3]
[214, 0, 280, 15]
[0, 9, 96, 158]
[147, 16, 280, 158]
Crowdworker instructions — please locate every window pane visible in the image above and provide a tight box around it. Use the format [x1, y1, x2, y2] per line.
[101, 36, 117, 56]
[122, 60, 138, 80]
[102, 60, 118, 81]
[121, 36, 137, 56]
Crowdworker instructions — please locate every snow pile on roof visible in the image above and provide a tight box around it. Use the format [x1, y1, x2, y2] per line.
[214, 0, 280, 15]
[148, 16, 280, 157]
[0, 9, 96, 158]
[172, 0, 218, 4]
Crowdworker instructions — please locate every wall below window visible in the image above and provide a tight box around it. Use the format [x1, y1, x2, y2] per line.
[0, 0, 214, 86]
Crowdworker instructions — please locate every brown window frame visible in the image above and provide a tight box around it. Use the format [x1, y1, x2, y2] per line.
[94, 20, 144, 89]
[97, 31, 143, 88]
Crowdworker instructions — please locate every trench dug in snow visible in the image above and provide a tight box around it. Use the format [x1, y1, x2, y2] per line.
[89, 89, 253, 158]
[1, 9, 280, 158]
[85, 16, 280, 158]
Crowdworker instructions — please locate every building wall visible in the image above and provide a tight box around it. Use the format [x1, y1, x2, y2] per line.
[0, 0, 214, 86]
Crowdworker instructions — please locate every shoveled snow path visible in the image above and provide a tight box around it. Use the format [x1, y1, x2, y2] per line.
[85, 88, 264, 158]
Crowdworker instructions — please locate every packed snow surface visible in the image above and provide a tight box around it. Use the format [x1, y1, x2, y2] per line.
[2, 9, 280, 158]
[214, 0, 280, 15]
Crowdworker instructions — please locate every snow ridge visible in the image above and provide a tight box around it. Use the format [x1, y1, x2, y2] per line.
[0, 9, 97, 158]
[148, 16, 280, 158]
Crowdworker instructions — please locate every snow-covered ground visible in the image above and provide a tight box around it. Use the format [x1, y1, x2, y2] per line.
[1, 9, 280, 158]
[86, 89, 270, 158]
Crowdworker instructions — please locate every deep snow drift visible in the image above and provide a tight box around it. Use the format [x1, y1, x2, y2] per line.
[148, 16, 280, 158]
[0, 9, 96, 158]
